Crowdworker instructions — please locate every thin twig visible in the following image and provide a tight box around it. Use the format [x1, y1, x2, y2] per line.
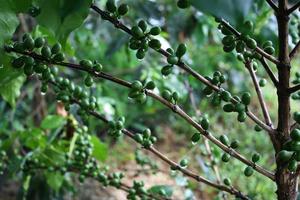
[287, 1, 300, 15]
[288, 84, 300, 94]
[89, 4, 274, 133]
[245, 61, 273, 127]
[289, 40, 300, 59]
[266, 0, 279, 11]
[259, 58, 278, 87]
[6, 48, 275, 181]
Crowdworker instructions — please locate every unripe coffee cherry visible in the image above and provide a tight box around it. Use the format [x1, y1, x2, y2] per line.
[219, 135, 230, 146]
[150, 27, 161, 36]
[34, 37, 45, 48]
[131, 26, 144, 38]
[138, 20, 147, 32]
[221, 153, 230, 162]
[200, 118, 209, 130]
[179, 159, 188, 167]
[131, 80, 143, 91]
[241, 92, 251, 105]
[106, 0, 117, 13]
[167, 55, 178, 65]
[251, 153, 260, 163]
[259, 79, 267, 87]
[51, 43, 62, 55]
[244, 166, 254, 177]
[291, 129, 300, 141]
[149, 39, 161, 50]
[191, 133, 201, 143]
[118, 4, 129, 16]
[177, 0, 190, 9]
[41, 46, 51, 58]
[176, 43, 187, 58]
[80, 59, 93, 69]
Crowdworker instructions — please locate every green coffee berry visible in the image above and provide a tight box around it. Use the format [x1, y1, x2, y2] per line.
[252, 153, 260, 163]
[259, 79, 267, 87]
[241, 92, 251, 105]
[236, 41, 246, 53]
[84, 75, 93, 87]
[191, 133, 201, 143]
[131, 80, 143, 91]
[264, 46, 275, 55]
[28, 5, 41, 17]
[162, 90, 172, 101]
[131, 26, 144, 38]
[222, 35, 235, 46]
[203, 86, 213, 96]
[136, 93, 147, 104]
[177, 0, 190, 9]
[176, 43, 187, 58]
[80, 59, 93, 69]
[138, 20, 147, 32]
[295, 151, 300, 161]
[220, 90, 232, 102]
[277, 150, 293, 162]
[230, 140, 239, 149]
[134, 134, 144, 143]
[235, 103, 246, 112]
[219, 135, 230, 146]
[223, 178, 231, 186]
[221, 153, 230, 162]
[262, 40, 273, 49]
[161, 65, 173, 76]
[246, 38, 257, 49]
[106, 0, 117, 13]
[145, 81, 156, 90]
[244, 166, 254, 177]
[51, 43, 62, 55]
[179, 159, 188, 167]
[12, 57, 25, 68]
[93, 63, 103, 72]
[223, 103, 235, 112]
[34, 37, 45, 48]
[167, 55, 178, 65]
[118, 4, 129, 15]
[237, 112, 247, 122]
[149, 39, 161, 50]
[200, 118, 209, 130]
[23, 37, 35, 50]
[244, 21, 253, 32]
[288, 159, 297, 172]
[223, 43, 235, 52]
[293, 112, 300, 123]
[40, 47, 51, 60]
[172, 92, 179, 102]
[52, 52, 65, 62]
[136, 49, 146, 59]
[254, 125, 262, 132]
[291, 129, 300, 141]
[150, 27, 161, 36]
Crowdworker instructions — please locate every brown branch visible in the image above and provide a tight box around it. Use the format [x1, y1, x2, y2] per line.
[89, 4, 274, 132]
[288, 84, 300, 93]
[266, 0, 279, 11]
[259, 58, 279, 87]
[245, 61, 273, 127]
[6, 49, 275, 181]
[76, 106, 250, 199]
[287, 1, 300, 15]
[289, 40, 300, 59]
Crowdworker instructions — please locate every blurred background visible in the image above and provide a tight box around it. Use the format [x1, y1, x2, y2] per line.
[1, 0, 300, 199]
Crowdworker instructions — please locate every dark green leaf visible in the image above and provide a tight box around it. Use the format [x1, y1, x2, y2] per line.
[41, 115, 66, 129]
[90, 135, 108, 162]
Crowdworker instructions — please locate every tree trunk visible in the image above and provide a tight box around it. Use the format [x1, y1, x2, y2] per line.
[276, 166, 298, 200]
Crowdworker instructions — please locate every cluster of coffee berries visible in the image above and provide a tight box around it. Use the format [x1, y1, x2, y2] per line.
[160, 44, 187, 76]
[127, 180, 150, 200]
[134, 128, 157, 148]
[128, 19, 162, 59]
[105, 0, 129, 18]
[128, 80, 155, 104]
[277, 128, 300, 172]
[219, 134, 239, 163]
[108, 117, 125, 138]
[222, 92, 251, 123]
[79, 59, 103, 87]
[289, 14, 300, 44]
[161, 89, 179, 104]
[202, 72, 226, 96]
[135, 150, 158, 171]
[0, 151, 7, 175]
[177, 0, 191, 9]
[261, 40, 275, 55]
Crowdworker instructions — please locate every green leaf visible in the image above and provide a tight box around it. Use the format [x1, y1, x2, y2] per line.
[192, 0, 254, 25]
[0, 64, 25, 108]
[36, 0, 92, 46]
[41, 115, 66, 129]
[45, 172, 64, 191]
[10, 0, 33, 13]
[90, 135, 108, 162]
[148, 185, 173, 197]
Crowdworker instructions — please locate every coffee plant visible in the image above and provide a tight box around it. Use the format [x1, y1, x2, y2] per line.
[2, 0, 300, 199]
